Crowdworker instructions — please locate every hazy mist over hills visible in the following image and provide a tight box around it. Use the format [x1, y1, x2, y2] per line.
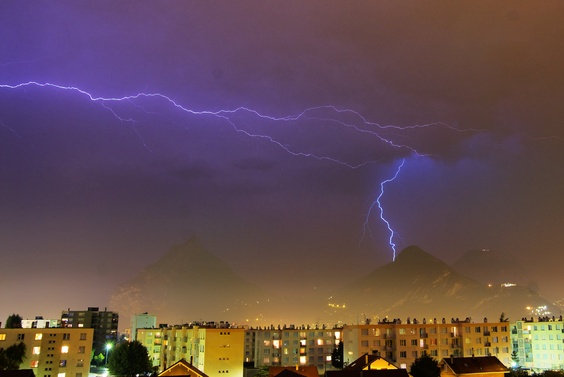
[110, 239, 557, 328]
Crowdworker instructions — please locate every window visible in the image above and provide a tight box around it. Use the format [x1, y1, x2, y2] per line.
[475, 327, 481, 333]
[400, 351, 407, 358]
[80, 333, 87, 340]
[0, 334, 5, 341]
[63, 333, 70, 340]
[400, 339, 406, 346]
[31, 361, 39, 368]
[411, 339, 417, 346]
[59, 360, 67, 367]
[17, 334, 25, 340]
[412, 351, 418, 358]
[35, 333, 43, 340]
[361, 341, 369, 347]
[78, 346, 85, 354]
[61, 346, 69, 354]
[33, 347, 41, 355]
[76, 359, 84, 367]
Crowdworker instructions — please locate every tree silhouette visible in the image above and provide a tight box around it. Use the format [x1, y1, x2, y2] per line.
[5, 314, 22, 329]
[0, 342, 27, 370]
[409, 354, 440, 377]
[331, 341, 344, 369]
[108, 341, 151, 376]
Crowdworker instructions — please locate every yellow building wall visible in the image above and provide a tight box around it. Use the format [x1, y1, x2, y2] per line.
[0, 328, 93, 377]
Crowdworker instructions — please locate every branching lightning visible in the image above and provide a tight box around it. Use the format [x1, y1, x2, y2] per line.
[0, 80, 473, 261]
[361, 159, 406, 261]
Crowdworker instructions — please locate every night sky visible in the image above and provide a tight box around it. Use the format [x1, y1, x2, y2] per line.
[1, 2, 563, 324]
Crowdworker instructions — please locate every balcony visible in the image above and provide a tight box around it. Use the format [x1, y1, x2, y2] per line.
[484, 342, 491, 347]
[484, 331, 491, 336]
[420, 333, 428, 339]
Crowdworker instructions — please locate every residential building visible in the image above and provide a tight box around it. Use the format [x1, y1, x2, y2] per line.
[269, 366, 320, 377]
[158, 358, 210, 377]
[510, 316, 564, 372]
[21, 317, 61, 329]
[439, 356, 508, 377]
[343, 317, 511, 369]
[326, 353, 409, 377]
[0, 327, 93, 377]
[244, 325, 341, 374]
[61, 307, 118, 355]
[137, 322, 244, 377]
[131, 313, 157, 341]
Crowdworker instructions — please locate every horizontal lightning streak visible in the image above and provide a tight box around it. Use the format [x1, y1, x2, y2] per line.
[0, 81, 473, 169]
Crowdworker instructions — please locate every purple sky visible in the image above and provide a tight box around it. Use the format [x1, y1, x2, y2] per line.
[1, 1, 563, 324]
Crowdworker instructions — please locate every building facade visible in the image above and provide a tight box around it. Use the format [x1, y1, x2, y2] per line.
[137, 323, 245, 377]
[61, 307, 118, 355]
[21, 317, 61, 329]
[131, 313, 157, 341]
[510, 316, 564, 371]
[0, 328, 93, 377]
[244, 325, 341, 374]
[343, 318, 512, 369]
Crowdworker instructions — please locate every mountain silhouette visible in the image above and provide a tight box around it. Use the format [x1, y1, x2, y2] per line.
[110, 242, 556, 328]
[109, 236, 273, 326]
[328, 245, 555, 323]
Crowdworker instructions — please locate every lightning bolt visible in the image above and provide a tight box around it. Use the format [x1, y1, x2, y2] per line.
[362, 158, 405, 261]
[0, 80, 472, 261]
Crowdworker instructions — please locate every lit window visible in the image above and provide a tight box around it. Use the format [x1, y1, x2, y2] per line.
[58, 373, 66, 377]
[317, 339, 324, 346]
[33, 347, 41, 355]
[35, 333, 43, 340]
[0, 334, 6, 341]
[299, 356, 307, 364]
[31, 361, 39, 368]
[61, 346, 69, 354]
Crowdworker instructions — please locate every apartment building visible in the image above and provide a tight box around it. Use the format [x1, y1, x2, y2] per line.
[343, 317, 511, 369]
[61, 307, 118, 355]
[510, 316, 564, 371]
[244, 325, 342, 374]
[21, 317, 61, 329]
[0, 327, 93, 377]
[131, 313, 157, 341]
[137, 323, 245, 377]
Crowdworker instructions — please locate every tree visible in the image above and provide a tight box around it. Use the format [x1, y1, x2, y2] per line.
[4, 314, 22, 329]
[107, 341, 151, 376]
[409, 354, 440, 377]
[0, 342, 27, 370]
[499, 312, 509, 322]
[331, 341, 344, 369]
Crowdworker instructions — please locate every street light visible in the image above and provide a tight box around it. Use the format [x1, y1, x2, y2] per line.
[105, 343, 113, 365]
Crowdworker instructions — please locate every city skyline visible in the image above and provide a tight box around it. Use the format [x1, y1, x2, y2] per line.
[1, 1, 563, 323]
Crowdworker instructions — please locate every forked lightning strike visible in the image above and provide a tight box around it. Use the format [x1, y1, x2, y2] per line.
[0, 81, 471, 261]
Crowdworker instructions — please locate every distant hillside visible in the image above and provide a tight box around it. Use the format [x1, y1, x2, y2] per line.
[110, 242, 557, 328]
[109, 236, 276, 326]
[451, 249, 530, 287]
[328, 245, 556, 323]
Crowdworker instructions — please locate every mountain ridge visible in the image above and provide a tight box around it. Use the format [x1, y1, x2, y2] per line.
[110, 240, 557, 327]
